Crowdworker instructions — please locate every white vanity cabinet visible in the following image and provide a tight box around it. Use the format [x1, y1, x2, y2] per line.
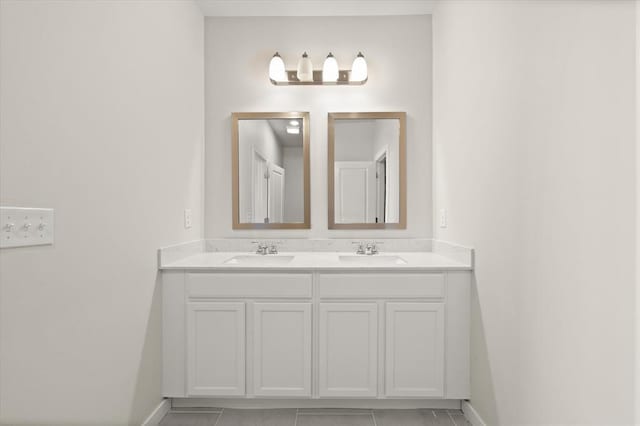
[385, 302, 444, 397]
[163, 272, 314, 398]
[187, 302, 246, 396]
[318, 303, 378, 397]
[252, 302, 312, 396]
[162, 268, 470, 403]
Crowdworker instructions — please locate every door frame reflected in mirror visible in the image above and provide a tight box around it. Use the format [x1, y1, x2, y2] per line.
[328, 112, 407, 230]
[231, 112, 311, 229]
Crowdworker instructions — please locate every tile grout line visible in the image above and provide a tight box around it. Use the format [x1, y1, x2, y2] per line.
[213, 407, 223, 426]
[297, 412, 375, 416]
[447, 410, 459, 426]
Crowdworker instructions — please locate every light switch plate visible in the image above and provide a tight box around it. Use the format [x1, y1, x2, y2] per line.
[439, 208, 448, 228]
[1, 207, 54, 248]
[184, 209, 192, 229]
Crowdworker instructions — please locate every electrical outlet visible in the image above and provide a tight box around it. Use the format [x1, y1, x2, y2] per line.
[184, 209, 192, 229]
[1, 207, 54, 248]
[439, 208, 448, 228]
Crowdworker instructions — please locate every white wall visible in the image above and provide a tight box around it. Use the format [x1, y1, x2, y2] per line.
[0, 1, 204, 424]
[205, 16, 432, 238]
[283, 147, 304, 222]
[434, 1, 636, 425]
[636, 1, 640, 423]
[334, 120, 376, 161]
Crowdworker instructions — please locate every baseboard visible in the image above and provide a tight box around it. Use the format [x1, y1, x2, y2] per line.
[462, 400, 486, 426]
[141, 398, 171, 426]
[172, 398, 462, 410]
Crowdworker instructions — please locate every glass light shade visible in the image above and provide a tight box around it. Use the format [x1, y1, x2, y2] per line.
[268, 52, 286, 82]
[289, 120, 299, 126]
[322, 53, 339, 82]
[296, 52, 314, 83]
[350, 52, 368, 82]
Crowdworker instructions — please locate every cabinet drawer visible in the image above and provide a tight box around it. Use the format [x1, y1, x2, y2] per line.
[318, 273, 444, 299]
[187, 273, 312, 299]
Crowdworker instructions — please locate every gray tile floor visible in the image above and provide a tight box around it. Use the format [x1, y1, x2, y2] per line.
[159, 408, 471, 426]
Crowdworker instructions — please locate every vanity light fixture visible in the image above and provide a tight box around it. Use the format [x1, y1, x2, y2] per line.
[322, 52, 339, 82]
[286, 126, 300, 135]
[296, 52, 314, 83]
[350, 52, 368, 82]
[268, 52, 287, 82]
[269, 51, 368, 86]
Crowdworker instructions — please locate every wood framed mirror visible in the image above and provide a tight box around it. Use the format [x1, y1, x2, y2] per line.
[328, 112, 406, 230]
[232, 112, 310, 229]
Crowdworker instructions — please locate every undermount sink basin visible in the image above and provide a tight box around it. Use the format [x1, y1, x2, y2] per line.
[223, 255, 295, 266]
[338, 255, 408, 265]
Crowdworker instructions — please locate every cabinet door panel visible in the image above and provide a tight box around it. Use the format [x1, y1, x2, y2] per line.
[187, 302, 245, 396]
[253, 303, 312, 396]
[319, 303, 378, 397]
[385, 302, 444, 397]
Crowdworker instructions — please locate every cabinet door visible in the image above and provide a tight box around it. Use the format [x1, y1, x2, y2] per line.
[385, 302, 444, 397]
[319, 303, 378, 397]
[187, 302, 245, 396]
[253, 303, 312, 396]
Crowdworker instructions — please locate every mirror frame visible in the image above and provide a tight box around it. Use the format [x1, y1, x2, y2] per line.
[328, 112, 407, 230]
[231, 112, 311, 229]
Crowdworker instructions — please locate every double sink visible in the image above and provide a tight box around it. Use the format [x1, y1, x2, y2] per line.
[223, 253, 408, 266]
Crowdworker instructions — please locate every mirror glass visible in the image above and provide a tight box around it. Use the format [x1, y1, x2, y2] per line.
[232, 112, 310, 229]
[329, 112, 406, 229]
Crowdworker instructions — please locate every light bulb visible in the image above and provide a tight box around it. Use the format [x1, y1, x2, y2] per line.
[268, 52, 286, 82]
[322, 52, 339, 82]
[289, 120, 299, 126]
[296, 52, 314, 83]
[350, 52, 368, 82]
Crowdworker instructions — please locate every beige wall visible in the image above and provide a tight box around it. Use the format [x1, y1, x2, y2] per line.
[0, 1, 204, 424]
[434, 1, 636, 424]
[204, 16, 433, 238]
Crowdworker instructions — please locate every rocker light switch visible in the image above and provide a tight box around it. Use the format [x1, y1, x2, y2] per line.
[0, 207, 54, 248]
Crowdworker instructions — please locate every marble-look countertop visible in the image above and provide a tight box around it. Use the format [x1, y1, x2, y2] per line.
[160, 251, 472, 271]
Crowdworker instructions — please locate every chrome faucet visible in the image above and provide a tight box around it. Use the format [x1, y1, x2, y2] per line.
[253, 241, 269, 255]
[353, 241, 382, 255]
[352, 241, 366, 255]
[252, 241, 280, 255]
[365, 243, 379, 255]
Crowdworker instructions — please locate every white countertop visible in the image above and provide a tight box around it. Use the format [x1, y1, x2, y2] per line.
[160, 251, 472, 271]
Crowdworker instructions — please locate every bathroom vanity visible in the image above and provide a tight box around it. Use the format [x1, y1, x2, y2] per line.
[160, 243, 471, 408]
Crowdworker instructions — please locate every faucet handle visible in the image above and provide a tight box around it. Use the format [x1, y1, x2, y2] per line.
[268, 242, 279, 254]
[352, 241, 366, 255]
[251, 241, 267, 254]
[364, 241, 384, 255]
